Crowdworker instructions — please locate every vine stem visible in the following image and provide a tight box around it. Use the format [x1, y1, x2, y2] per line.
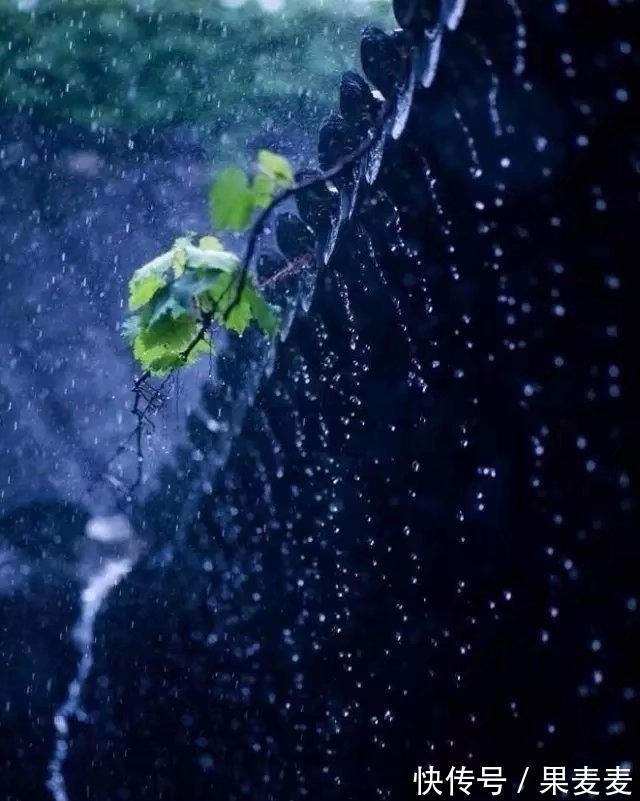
[257, 254, 311, 289]
[225, 97, 392, 321]
[105, 97, 394, 499]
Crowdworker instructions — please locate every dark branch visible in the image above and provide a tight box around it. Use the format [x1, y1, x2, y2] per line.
[181, 312, 212, 361]
[102, 99, 393, 500]
[222, 98, 393, 322]
[257, 253, 312, 289]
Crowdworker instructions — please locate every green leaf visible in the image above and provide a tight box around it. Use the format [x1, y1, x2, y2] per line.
[246, 283, 280, 337]
[120, 314, 142, 344]
[198, 270, 236, 312]
[172, 246, 188, 277]
[198, 271, 250, 334]
[198, 271, 279, 338]
[185, 338, 213, 361]
[209, 167, 254, 232]
[198, 235, 224, 251]
[132, 336, 167, 373]
[132, 329, 185, 376]
[174, 268, 222, 301]
[224, 299, 253, 335]
[124, 149, 290, 375]
[145, 352, 186, 375]
[132, 324, 211, 376]
[141, 310, 198, 350]
[145, 284, 194, 326]
[128, 253, 172, 311]
[172, 236, 197, 277]
[129, 271, 167, 311]
[149, 339, 212, 375]
[251, 173, 275, 209]
[258, 150, 294, 187]
[184, 244, 239, 273]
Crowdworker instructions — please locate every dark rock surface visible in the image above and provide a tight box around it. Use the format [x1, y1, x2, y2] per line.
[1, 2, 637, 800]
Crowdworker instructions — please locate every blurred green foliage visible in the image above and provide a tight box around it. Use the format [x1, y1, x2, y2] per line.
[0, 0, 389, 135]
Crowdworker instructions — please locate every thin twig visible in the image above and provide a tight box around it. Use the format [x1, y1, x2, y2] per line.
[223, 99, 392, 323]
[126, 315, 213, 492]
[98, 99, 392, 500]
[182, 312, 212, 360]
[257, 253, 312, 289]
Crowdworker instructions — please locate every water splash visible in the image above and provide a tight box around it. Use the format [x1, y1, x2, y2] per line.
[338, 185, 351, 225]
[323, 214, 342, 265]
[452, 106, 483, 178]
[348, 158, 364, 219]
[420, 27, 443, 87]
[300, 260, 320, 313]
[391, 62, 416, 140]
[365, 128, 386, 184]
[441, 0, 467, 31]
[505, 0, 527, 76]
[46, 517, 138, 801]
[466, 35, 504, 137]
[278, 296, 300, 341]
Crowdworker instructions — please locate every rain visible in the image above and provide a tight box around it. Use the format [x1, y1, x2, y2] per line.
[0, 1, 636, 800]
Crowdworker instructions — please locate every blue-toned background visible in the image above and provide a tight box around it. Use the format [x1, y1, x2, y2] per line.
[0, 1, 636, 800]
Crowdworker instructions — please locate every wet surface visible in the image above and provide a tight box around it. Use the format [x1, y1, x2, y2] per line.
[0, 1, 637, 800]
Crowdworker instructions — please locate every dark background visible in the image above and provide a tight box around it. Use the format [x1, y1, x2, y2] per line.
[1, 1, 637, 800]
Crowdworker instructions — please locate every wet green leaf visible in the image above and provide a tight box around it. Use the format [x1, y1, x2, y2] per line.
[145, 283, 194, 326]
[128, 250, 174, 311]
[186, 338, 213, 361]
[198, 272, 248, 334]
[132, 325, 212, 375]
[146, 352, 186, 375]
[198, 235, 224, 251]
[141, 310, 198, 350]
[209, 167, 254, 232]
[258, 150, 294, 187]
[128, 267, 168, 311]
[125, 148, 291, 375]
[172, 246, 188, 276]
[184, 244, 238, 272]
[120, 314, 142, 344]
[251, 173, 275, 209]
[132, 335, 169, 373]
[246, 283, 280, 337]
[175, 268, 222, 300]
